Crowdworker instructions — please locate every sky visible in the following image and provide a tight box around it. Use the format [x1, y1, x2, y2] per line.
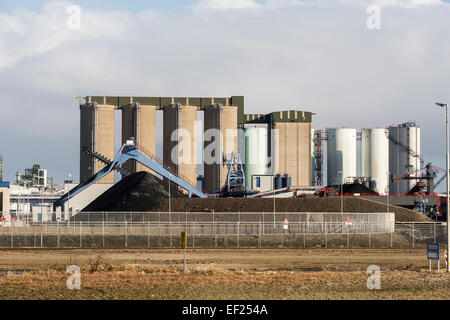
[1, 0, 450, 190]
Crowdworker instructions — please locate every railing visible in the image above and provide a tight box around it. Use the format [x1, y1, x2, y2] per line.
[1, 212, 444, 248]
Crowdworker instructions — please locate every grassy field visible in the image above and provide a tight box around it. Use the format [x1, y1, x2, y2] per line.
[0, 248, 448, 300]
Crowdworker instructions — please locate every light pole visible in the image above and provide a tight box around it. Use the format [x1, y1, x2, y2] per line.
[338, 171, 343, 213]
[168, 173, 171, 213]
[386, 171, 390, 213]
[436, 102, 450, 272]
[273, 183, 276, 229]
[66, 173, 72, 222]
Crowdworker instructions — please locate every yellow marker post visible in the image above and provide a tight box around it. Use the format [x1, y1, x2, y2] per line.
[181, 232, 187, 272]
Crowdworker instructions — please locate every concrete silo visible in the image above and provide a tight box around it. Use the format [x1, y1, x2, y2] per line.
[79, 99, 115, 184]
[203, 103, 238, 193]
[163, 104, 198, 188]
[121, 102, 157, 176]
[326, 128, 356, 185]
[361, 128, 389, 194]
[244, 124, 269, 189]
[389, 122, 421, 194]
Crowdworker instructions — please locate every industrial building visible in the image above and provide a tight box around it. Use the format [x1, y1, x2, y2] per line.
[15, 163, 53, 189]
[326, 128, 357, 186]
[79, 96, 313, 194]
[389, 121, 421, 194]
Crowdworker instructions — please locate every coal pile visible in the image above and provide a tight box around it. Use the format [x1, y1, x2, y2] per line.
[152, 197, 431, 222]
[328, 183, 378, 194]
[81, 171, 186, 213]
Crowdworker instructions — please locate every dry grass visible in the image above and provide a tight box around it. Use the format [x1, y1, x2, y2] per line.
[0, 248, 448, 300]
[0, 268, 448, 300]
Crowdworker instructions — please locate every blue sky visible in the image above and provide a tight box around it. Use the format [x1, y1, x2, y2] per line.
[0, 0, 196, 12]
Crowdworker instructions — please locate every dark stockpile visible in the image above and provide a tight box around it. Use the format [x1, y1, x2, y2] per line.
[81, 171, 186, 212]
[329, 183, 378, 194]
[79, 171, 431, 222]
[152, 197, 431, 222]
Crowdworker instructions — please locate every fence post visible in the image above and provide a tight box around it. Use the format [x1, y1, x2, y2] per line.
[303, 232, 306, 248]
[10, 224, 13, 248]
[102, 220, 105, 247]
[169, 212, 172, 248]
[412, 222, 415, 248]
[158, 214, 161, 247]
[147, 221, 150, 247]
[57, 220, 60, 247]
[369, 233, 371, 248]
[237, 221, 240, 248]
[192, 221, 195, 248]
[125, 221, 128, 247]
[434, 222, 436, 243]
[347, 231, 350, 248]
[325, 220, 327, 248]
[80, 221, 82, 247]
[390, 231, 393, 248]
[41, 224, 43, 247]
[214, 212, 217, 248]
[259, 219, 262, 248]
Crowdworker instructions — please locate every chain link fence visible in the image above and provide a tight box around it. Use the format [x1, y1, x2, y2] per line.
[0, 212, 446, 248]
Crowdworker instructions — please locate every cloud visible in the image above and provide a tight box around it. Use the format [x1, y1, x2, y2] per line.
[193, 0, 262, 10]
[0, 0, 450, 186]
[373, 0, 442, 8]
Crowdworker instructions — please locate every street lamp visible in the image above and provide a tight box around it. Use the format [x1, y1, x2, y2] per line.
[435, 102, 450, 272]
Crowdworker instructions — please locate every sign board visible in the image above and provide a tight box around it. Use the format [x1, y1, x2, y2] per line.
[427, 243, 440, 260]
[345, 216, 352, 226]
[445, 250, 447, 264]
[283, 219, 289, 230]
[181, 232, 187, 249]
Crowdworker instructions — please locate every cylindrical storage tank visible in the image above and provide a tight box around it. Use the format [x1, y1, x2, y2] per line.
[361, 128, 389, 195]
[388, 122, 421, 194]
[326, 128, 357, 185]
[369, 180, 377, 191]
[244, 125, 268, 189]
[275, 174, 282, 190]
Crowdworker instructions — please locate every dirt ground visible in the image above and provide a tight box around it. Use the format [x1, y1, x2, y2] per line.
[0, 248, 448, 300]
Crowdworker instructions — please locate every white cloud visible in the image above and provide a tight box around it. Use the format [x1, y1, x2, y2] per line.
[373, 0, 442, 8]
[193, 0, 262, 10]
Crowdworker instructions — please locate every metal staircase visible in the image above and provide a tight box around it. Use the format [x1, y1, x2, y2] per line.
[54, 139, 207, 209]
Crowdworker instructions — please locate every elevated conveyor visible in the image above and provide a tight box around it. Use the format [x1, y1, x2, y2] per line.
[54, 139, 207, 209]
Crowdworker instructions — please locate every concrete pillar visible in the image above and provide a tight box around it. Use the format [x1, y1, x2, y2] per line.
[121, 103, 157, 175]
[163, 104, 198, 188]
[79, 102, 115, 184]
[203, 104, 238, 193]
[273, 122, 311, 187]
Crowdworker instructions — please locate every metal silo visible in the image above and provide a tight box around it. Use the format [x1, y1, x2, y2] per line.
[327, 128, 356, 185]
[389, 122, 421, 194]
[244, 124, 269, 189]
[361, 128, 389, 194]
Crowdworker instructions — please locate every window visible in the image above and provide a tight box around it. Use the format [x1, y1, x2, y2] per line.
[255, 177, 261, 188]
